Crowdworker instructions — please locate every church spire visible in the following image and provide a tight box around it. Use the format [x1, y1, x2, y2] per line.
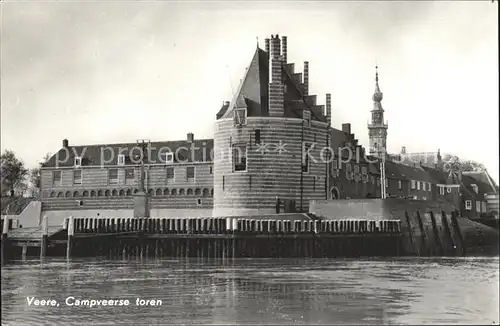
[372, 65, 383, 110]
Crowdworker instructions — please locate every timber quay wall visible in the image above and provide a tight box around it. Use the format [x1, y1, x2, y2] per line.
[2, 216, 402, 262]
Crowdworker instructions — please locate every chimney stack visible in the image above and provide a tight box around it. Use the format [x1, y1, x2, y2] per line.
[401, 146, 406, 154]
[62, 139, 69, 148]
[341, 123, 351, 135]
[265, 38, 270, 53]
[187, 133, 194, 143]
[268, 34, 284, 117]
[325, 93, 331, 126]
[303, 61, 309, 96]
[281, 36, 287, 63]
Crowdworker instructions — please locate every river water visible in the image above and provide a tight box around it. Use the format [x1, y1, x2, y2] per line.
[1, 257, 499, 325]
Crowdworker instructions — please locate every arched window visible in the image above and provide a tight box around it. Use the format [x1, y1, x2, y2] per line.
[90, 190, 96, 197]
[65, 191, 72, 198]
[179, 189, 185, 196]
[195, 188, 201, 196]
[156, 188, 162, 196]
[148, 189, 154, 196]
[119, 189, 125, 196]
[187, 188, 193, 196]
[104, 190, 110, 197]
[202, 188, 209, 197]
[57, 191, 64, 198]
[73, 191, 80, 197]
[112, 189, 118, 196]
[163, 188, 169, 195]
[126, 189, 132, 196]
[171, 189, 177, 196]
[97, 190, 104, 197]
[83, 190, 89, 197]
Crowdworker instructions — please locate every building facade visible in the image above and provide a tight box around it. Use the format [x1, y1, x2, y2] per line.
[38, 34, 495, 220]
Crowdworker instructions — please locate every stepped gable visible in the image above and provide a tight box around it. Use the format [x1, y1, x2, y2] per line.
[42, 139, 214, 168]
[220, 44, 326, 122]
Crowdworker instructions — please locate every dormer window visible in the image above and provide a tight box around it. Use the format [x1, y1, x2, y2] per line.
[233, 108, 247, 126]
[74, 156, 82, 167]
[471, 184, 478, 194]
[161, 152, 174, 164]
[118, 154, 125, 165]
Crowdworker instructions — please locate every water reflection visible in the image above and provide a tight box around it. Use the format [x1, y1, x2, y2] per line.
[1, 257, 498, 325]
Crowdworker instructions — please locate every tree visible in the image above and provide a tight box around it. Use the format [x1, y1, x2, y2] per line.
[1, 150, 28, 197]
[29, 152, 52, 197]
[442, 154, 485, 173]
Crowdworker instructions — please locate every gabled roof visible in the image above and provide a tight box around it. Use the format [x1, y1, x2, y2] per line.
[463, 171, 499, 194]
[220, 45, 326, 122]
[42, 139, 214, 168]
[393, 152, 440, 169]
[421, 166, 448, 184]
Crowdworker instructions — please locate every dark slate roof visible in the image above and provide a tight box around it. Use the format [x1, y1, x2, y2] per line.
[463, 171, 499, 194]
[42, 139, 214, 168]
[461, 174, 495, 196]
[421, 166, 449, 184]
[460, 175, 485, 200]
[220, 46, 326, 122]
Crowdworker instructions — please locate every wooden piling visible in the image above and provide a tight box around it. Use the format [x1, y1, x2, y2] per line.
[66, 216, 75, 259]
[1, 216, 10, 265]
[416, 211, 429, 256]
[40, 215, 49, 258]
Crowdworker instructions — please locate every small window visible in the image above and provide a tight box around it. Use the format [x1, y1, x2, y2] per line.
[385, 178, 389, 188]
[476, 201, 481, 213]
[302, 143, 311, 173]
[377, 177, 380, 186]
[109, 169, 118, 184]
[118, 154, 125, 165]
[345, 164, 352, 179]
[186, 166, 195, 181]
[303, 110, 311, 127]
[73, 170, 82, 185]
[354, 165, 359, 173]
[439, 186, 445, 195]
[465, 200, 472, 210]
[361, 167, 367, 175]
[233, 144, 247, 172]
[53, 170, 62, 185]
[398, 180, 402, 189]
[161, 152, 174, 164]
[125, 168, 135, 180]
[74, 156, 82, 167]
[209, 166, 213, 174]
[417, 182, 421, 190]
[233, 108, 247, 125]
[447, 187, 452, 194]
[197, 198, 202, 206]
[411, 180, 416, 189]
[166, 167, 174, 180]
[255, 129, 261, 145]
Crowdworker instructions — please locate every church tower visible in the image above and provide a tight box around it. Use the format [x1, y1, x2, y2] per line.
[368, 66, 388, 158]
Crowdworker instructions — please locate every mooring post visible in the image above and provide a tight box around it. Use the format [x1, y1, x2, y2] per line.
[40, 215, 49, 258]
[1, 216, 10, 265]
[66, 216, 75, 259]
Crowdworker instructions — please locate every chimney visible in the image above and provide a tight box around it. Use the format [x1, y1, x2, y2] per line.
[325, 93, 331, 126]
[268, 34, 284, 117]
[341, 123, 351, 135]
[303, 61, 309, 96]
[187, 133, 194, 143]
[265, 38, 270, 53]
[401, 146, 406, 154]
[62, 139, 69, 148]
[281, 36, 287, 63]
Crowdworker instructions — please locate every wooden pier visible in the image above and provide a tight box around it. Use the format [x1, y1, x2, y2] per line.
[1, 216, 402, 262]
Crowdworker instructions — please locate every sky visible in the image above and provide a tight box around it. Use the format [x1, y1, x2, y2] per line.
[1, 1, 498, 181]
